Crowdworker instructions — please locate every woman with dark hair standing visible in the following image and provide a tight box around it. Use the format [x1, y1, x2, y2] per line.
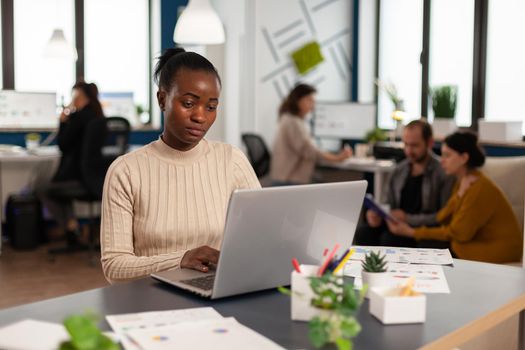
[40, 81, 104, 247]
[270, 84, 352, 186]
[387, 131, 522, 263]
[100, 48, 260, 283]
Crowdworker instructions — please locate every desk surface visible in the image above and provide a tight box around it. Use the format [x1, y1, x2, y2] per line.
[0, 259, 524, 349]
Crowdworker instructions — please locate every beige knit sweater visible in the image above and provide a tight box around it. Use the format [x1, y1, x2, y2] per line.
[100, 138, 260, 283]
[270, 113, 323, 184]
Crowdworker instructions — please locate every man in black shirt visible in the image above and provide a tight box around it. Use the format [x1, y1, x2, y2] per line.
[354, 120, 454, 247]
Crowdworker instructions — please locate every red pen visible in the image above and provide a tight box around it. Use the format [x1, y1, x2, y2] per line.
[318, 244, 340, 276]
[292, 258, 301, 273]
[323, 248, 329, 257]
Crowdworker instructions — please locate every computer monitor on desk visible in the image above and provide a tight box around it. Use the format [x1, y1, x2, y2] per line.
[0, 90, 57, 129]
[373, 141, 405, 162]
[313, 102, 375, 139]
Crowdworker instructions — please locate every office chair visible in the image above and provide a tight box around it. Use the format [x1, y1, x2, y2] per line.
[241, 133, 271, 178]
[48, 116, 131, 264]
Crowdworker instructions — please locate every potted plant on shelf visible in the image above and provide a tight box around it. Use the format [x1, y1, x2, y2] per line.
[358, 128, 388, 158]
[361, 251, 389, 298]
[375, 80, 406, 141]
[430, 85, 458, 138]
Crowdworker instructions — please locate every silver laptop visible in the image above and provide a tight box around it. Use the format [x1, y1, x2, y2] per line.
[151, 180, 367, 299]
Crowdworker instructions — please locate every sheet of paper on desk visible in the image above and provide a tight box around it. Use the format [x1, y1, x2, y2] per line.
[0, 319, 69, 350]
[350, 246, 454, 265]
[106, 307, 223, 350]
[126, 317, 285, 350]
[346, 261, 450, 293]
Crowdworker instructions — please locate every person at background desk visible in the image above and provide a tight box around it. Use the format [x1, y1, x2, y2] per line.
[270, 84, 352, 186]
[38, 81, 104, 247]
[387, 131, 522, 263]
[353, 119, 454, 247]
[100, 48, 260, 283]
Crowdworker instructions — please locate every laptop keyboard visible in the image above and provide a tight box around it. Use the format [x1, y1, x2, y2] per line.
[180, 275, 215, 291]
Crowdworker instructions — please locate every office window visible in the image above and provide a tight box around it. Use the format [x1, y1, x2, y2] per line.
[429, 0, 474, 127]
[357, 0, 376, 104]
[14, 0, 75, 101]
[377, 0, 423, 129]
[485, 0, 525, 134]
[84, 0, 149, 126]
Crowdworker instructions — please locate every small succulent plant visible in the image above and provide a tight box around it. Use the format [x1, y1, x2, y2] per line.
[361, 251, 387, 273]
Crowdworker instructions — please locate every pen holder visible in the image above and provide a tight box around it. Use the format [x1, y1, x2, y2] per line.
[291, 265, 343, 322]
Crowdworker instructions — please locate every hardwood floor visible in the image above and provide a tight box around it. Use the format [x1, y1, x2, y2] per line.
[0, 241, 108, 310]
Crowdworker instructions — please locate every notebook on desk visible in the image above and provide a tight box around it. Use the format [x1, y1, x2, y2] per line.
[151, 180, 367, 299]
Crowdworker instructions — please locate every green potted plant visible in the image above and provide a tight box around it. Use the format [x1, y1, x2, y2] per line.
[60, 313, 118, 350]
[25, 132, 41, 150]
[375, 79, 403, 111]
[364, 128, 388, 144]
[430, 85, 458, 138]
[281, 271, 366, 350]
[308, 274, 365, 350]
[361, 251, 389, 298]
[358, 128, 387, 158]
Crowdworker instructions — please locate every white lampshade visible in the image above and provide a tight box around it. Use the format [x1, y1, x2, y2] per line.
[173, 0, 225, 45]
[43, 29, 78, 61]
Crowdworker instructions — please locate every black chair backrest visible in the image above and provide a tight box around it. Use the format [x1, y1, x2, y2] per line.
[104, 116, 131, 156]
[241, 133, 271, 178]
[80, 116, 131, 199]
[80, 117, 107, 199]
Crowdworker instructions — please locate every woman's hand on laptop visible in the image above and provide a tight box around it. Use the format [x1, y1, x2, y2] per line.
[181, 246, 220, 273]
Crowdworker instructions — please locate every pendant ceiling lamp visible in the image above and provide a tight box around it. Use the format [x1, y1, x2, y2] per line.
[43, 28, 78, 61]
[173, 0, 225, 45]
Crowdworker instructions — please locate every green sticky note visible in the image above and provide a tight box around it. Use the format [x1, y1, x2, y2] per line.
[291, 41, 324, 75]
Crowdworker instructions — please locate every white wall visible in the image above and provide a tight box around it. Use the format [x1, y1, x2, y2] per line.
[212, 0, 354, 148]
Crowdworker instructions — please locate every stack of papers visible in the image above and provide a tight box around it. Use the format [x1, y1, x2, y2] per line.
[0, 319, 118, 350]
[125, 317, 285, 350]
[345, 261, 450, 293]
[107, 307, 284, 350]
[345, 247, 453, 293]
[349, 246, 454, 265]
[0, 319, 70, 350]
[106, 307, 222, 350]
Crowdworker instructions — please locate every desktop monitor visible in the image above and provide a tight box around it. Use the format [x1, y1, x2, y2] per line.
[99, 92, 137, 127]
[0, 90, 57, 129]
[313, 102, 375, 139]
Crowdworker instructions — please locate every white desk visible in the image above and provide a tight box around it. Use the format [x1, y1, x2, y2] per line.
[0, 146, 60, 254]
[319, 157, 396, 203]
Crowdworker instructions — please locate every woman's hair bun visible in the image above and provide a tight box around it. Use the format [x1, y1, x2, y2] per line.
[154, 48, 186, 85]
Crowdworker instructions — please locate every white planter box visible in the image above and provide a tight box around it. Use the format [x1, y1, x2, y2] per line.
[369, 286, 426, 324]
[432, 118, 457, 138]
[479, 119, 523, 143]
[361, 271, 390, 299]
[291, 265, 342, 321]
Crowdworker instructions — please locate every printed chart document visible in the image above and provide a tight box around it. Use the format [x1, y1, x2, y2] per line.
[106, 307, 223, 350]
[350, 246, 454, 265]
[0, 319, 69, 350]
[345, 261, 450, 294]
[126, 317, 285, 350]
